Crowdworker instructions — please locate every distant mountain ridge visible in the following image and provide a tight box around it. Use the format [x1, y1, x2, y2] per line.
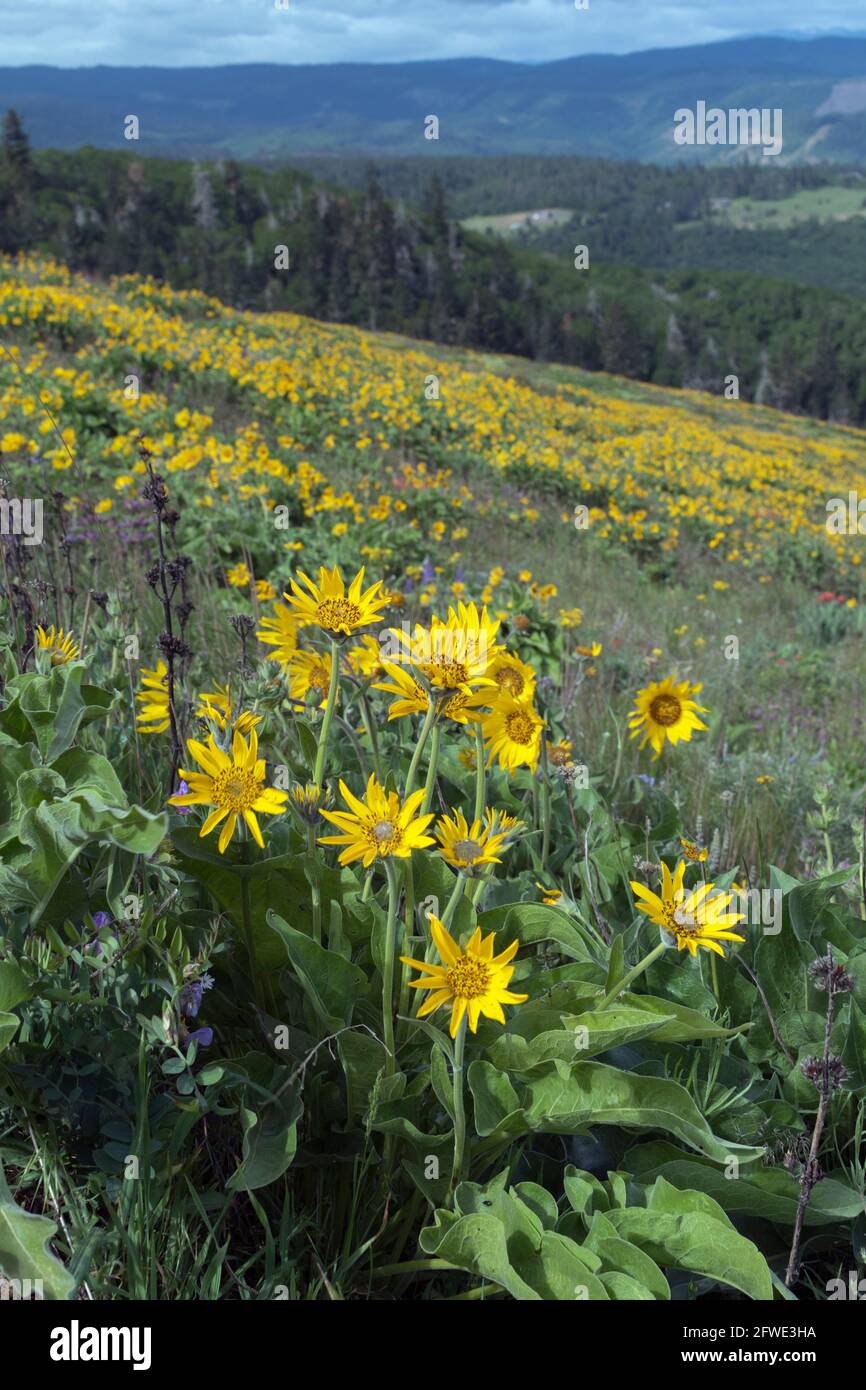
[6, 37, 866, 162]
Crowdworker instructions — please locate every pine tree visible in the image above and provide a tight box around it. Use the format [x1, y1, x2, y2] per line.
[3, 110, 32, 181]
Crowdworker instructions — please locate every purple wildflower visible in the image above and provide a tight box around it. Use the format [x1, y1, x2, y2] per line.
[174, 779, 192, 814]
[181, 972, 214, 1019]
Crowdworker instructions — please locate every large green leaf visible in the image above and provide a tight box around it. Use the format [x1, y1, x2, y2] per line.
[11, 664, 112, 762]
[787, 867, 857, 944]
[0, 959, 31, 1055]
[199, 1052, 303, 1193]
[227, 1089, 302, 1193]
[468, 1058, 765, 1164]
[419, 1177, 609, 1300]
[625, 1140, 865, 1225]
[487, 1008, 670, 1069]
[598, 992, 753, 1043]
[172, 827, 347, 971]
[583, 1217, 670, 1300]
[0, 796, 166, 923]
[267, 910, 368, 1030]
[477, 902, 597, 963]
[749, 930, 824, 1058]
[0, 959, 30, 1013]
[0, 1168, 75, 1300]
[604, 1177, 773, 1300]
[338, 1029, 389, 1121]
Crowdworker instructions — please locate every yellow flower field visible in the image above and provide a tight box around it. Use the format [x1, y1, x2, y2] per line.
[3, 251, 866, 1307]
[1, 254, 865, 585]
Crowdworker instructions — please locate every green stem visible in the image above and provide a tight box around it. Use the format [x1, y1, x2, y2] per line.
[313, 637, 340, 790]
[422, 722, 441, 815]
[539, 733, 552, 872]
[448, 1014, 468, 1199]
[597, 940, 666, 1010]
[358, 688, 382, 781]
[308, 821, 321, 945]
[239, 837, 262, 1006]
[382, 858, 401, 1076]
[441, 872, 467, 931]
[405, 699, 437, 801]
[473, 723, 486, 824]
[397, 858, 416, 1038]
[371, 1260, 459, 1277]
[822, 830, 834, 874]
[470, 866, 494, 905]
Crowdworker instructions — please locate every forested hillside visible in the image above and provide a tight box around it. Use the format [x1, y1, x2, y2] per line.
[3, 116, 866, 423]
[6, 38, 866, 160]
[293, 154, 866, 297]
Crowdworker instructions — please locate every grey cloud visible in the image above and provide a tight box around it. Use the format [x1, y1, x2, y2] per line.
[0, 0, 859, 67]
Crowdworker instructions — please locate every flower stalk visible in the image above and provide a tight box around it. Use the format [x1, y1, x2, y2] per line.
[448, 1013, 469, 1200]
[313, 637, 340, 790]
[404, 698, 438, 802]
[382, 857, 401, 1076]
[539, 733, 552, 871]
[473, 723, 486, 824]
[598, 940, 666, 1010]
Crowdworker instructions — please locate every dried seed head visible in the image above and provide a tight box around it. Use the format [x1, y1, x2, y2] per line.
[801, 1054, 850, 1092]
[808, 954, 855, 995]
[230, 614, 256, 639]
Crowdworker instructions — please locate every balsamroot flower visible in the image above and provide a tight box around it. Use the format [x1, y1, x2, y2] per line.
[390, 603, 501, 694]
[478, 694, 545, 773]
[256, 600, 298, 670]
[226, 562, 251, 588]
[288, 648, 336, 709]
[373, 661, 429, 719]
[345, 633, 386, 680]
[318, 775, 435, 866]
[35, 624, 80, 665]
[630, 860, 745, 959]
[284, 564, 389, 637]
[628, 676, 708, 758]
[195, 684, 261, 736]
[168, 727, 288, 853]
[679, 837, 708, 862]
[401, 916, 528, 1037]
[290, 782, 326, 825]
[486, 651, 537, 705]
[135, 658, 170, 733]
[435, 809, 509, 874]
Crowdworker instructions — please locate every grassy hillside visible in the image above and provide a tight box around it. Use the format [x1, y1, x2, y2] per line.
[2, 253, 864, 587]
[6, 142, 866, 426]
[2, 255, 866, 1302]
[2, 248, 865, 844]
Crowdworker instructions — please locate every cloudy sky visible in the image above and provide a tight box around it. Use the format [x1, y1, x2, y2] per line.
[1, 0, 861, 66]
